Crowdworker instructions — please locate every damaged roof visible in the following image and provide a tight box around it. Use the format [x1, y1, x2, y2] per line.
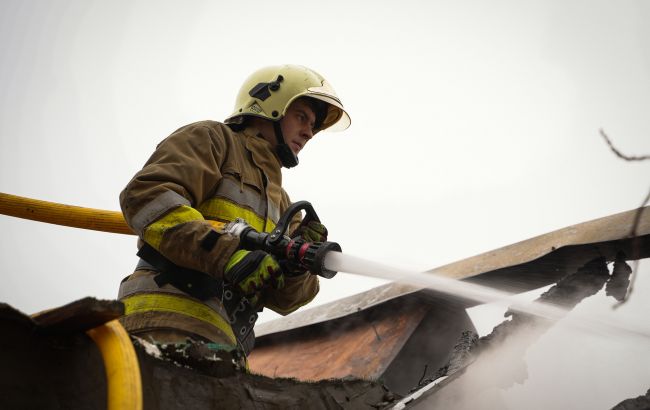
[255, 205, 650, 337]
[249, 206, 650, 399]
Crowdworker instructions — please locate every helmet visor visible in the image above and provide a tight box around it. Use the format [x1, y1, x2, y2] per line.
[306, 87, 351, 132]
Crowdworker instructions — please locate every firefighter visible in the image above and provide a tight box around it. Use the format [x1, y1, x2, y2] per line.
[117, 65, 350, 358]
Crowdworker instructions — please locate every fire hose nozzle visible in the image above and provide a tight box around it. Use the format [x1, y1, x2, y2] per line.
[228, 202, 343, 279]
[296, 240, 342, 279]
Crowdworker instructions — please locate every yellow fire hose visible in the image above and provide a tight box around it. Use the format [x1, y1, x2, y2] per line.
[0, 192, 134, 235]
[87, 320, 143, 410]
[0, 192, 227, 234]
[0, 192, 141, 409]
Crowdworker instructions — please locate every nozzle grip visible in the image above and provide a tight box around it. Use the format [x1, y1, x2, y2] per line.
[268, 200, 320, 245]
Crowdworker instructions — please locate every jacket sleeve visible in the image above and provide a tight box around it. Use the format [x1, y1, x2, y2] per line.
[260, 189, 320, 315]
[120, 122, 239, 278]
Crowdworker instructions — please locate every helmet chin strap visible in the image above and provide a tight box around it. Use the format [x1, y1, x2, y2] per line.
[272, 121, 299, 168]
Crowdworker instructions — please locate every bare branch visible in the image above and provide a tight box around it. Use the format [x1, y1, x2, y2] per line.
[599, 128, 650, 161]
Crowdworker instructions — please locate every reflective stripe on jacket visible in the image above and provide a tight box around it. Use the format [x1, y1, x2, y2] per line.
[118, 121, 319, 348]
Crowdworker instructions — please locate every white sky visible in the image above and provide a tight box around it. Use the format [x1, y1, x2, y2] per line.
[1, 0, 649, 332]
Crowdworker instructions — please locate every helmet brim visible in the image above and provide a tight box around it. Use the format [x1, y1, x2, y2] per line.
[304, 93, 351, 132]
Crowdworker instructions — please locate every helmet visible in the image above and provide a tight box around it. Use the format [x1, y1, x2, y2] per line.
[225, 65, 351, 133]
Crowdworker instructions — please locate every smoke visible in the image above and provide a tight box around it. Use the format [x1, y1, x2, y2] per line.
[328, 251, 650, 409]
[415, 313, 546, 409]
[416, 260, 650, 410]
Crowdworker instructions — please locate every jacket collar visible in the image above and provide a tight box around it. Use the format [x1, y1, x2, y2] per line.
[241, 127, 283, 185]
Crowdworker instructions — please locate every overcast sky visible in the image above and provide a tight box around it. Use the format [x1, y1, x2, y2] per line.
[1, 0, 648, 322]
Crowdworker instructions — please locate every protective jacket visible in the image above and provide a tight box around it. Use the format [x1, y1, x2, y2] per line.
[118, 120, 319, 352]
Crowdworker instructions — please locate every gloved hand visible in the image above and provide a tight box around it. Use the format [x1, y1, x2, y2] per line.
[224, 250, 284, 295]
[292, 220, 328, 243]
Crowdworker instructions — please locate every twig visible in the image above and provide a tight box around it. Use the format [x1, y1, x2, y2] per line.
[599, 129, 650, 161]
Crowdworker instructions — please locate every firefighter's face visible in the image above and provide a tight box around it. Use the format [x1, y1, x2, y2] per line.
[280, 99, 316, 155]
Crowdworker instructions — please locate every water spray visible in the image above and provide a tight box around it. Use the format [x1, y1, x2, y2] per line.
[324, 252, 650, 341]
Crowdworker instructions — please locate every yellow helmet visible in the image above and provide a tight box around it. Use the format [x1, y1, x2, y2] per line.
[225, 65, 351, 133]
